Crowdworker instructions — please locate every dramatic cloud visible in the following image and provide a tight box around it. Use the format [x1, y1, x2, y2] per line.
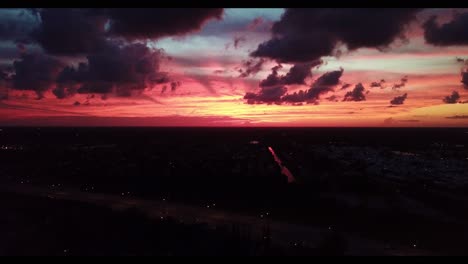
[0, 69, 9, 100]
[251, 8, 421, 63]
[390, 93, 408, 105]
[281, 68, 344, 103]
[302, 68, 343, 100]
[424, 12, 468, 46]
[52, 64, 85, 99]
[33, 8, 108, 56]
[282, 61, 322, 85]
[258, 61, 322, 87]
[4, 8, 468, 128]
[30, 8, 224, 56]
[0, 68, 10, 80]
[244, 68, 343, 104]
[106, 8, 224, 40]
[279, 90, 308, 103]
[1, 9, 224, 101]
[238, 58, 265, 78]
[11, 52, 64, 99]
[443, 91, 460, 104]
[0, 9, 37, 43]
[244, 85, 286, 104]
[343, 83, 366, 102]
[54, 43, 169, 98]
[258, 64, 282, 87]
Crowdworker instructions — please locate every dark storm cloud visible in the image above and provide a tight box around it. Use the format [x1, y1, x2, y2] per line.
[251, 8, 421, 63]
[258, 61, 322, 88]
[32, 8, 108, 56]
[390, 93, 408, 105]
[282, 68, 344, 103]
[258, 64, 282, 87]
[343, 83, 366, 102]
[313, 68, 343, 87]
[106, 8, 223, 40]
[1, 8, 274, 104]
[424, 12, 468, 46]
[282, 61, 322, 85]
[0, 43, 20, 59]
[0, 41, 42, 61]
[51, 64, 87, 99]
[52, 85, 75, 99]
[443, 91, 461, 104]
[0, 9, 38, 43]
[30, 8, 224, 56]
[0, 68, 9, 100]
[243, 85, 287, 104]
[239, 58, 265, 78]
[0, 64, 12, 80]
[280, 90, 308, 103]
[302, 68, 343, 100]
[54, 43, 168, 98]
[0, 70, 8, 80]
[246, 68, 343, 104]
[11, 52, 64, 99]
[0, 90, 7, 100]
[1, 9, 224, 101]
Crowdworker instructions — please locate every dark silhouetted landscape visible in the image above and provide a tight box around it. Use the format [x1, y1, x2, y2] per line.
[0, 127, 467, 255]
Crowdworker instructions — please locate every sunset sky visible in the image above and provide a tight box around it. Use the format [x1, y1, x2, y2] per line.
[1, 8, 468, 127]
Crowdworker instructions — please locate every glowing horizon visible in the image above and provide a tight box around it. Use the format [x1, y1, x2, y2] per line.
[0, 8, 467, 127]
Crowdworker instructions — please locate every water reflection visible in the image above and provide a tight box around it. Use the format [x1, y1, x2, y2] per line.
[268, 147, 296, 183]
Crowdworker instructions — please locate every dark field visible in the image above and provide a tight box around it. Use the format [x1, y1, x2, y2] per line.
[0, 127, 467, 255]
